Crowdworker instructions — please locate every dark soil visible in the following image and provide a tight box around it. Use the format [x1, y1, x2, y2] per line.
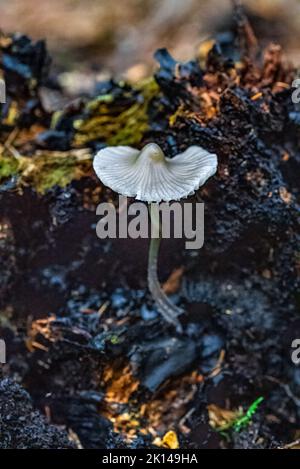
[0, 378, 74, 448]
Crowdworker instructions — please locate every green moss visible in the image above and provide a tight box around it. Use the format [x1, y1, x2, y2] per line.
[109, 334, 120, 345]
[1, 147, 92, 194]
[1, 78, 159, 194]
[0, 155, 19, 181]
[86, 94, 114, 111]
[50, 110, 64, 129]
[73, 77, 159, 147]
[18, 150, 92, 194]
[27, 156, 81, 193]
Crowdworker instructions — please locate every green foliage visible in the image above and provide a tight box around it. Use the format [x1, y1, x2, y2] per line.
[219, 397, 264, 435]
[232, 397, 264, 432]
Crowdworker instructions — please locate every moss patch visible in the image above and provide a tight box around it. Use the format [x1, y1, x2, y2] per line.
[19, 149, 92, 193]
[73, 78, 159, 147]
[0, 149, 92, 194]
[0, 154, 20, 181]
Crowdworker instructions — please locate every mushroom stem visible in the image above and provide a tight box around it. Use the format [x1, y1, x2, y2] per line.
[147, 204, 183, 332]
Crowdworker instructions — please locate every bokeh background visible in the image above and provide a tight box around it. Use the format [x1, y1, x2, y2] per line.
[0, 0, 299, 85]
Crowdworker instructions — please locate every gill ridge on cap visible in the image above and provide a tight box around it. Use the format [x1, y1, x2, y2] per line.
[93, 143, 218, 202]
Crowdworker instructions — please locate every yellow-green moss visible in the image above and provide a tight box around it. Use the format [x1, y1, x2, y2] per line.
[19, 149, 92, 193]
[0, 149, 92, 194]
[73, 77, 159, 147]
[1, 77, 159, 194]
[0, 154, 19, 181]
[1, 101, 20, 127]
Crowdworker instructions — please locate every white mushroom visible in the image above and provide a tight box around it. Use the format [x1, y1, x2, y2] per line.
[93, 142, 218, 332]
[93, 143, 217, 202]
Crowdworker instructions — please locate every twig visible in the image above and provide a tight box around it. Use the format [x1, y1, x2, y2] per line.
[279, 438, 300, 450]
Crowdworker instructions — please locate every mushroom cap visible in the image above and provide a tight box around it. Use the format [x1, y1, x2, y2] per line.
[93, 143, 217, 202]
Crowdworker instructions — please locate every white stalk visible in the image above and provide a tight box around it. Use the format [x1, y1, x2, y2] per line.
[147, 203, 183, 331]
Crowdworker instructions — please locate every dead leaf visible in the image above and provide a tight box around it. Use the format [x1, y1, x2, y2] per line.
[279, 186, 292, 204]
[207, 404, 240, 430]
[154, 430, 179, 449]
[162, 267, 184, 294]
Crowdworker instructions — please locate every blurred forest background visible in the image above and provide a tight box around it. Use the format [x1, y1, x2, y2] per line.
[0, 0, 299, 93]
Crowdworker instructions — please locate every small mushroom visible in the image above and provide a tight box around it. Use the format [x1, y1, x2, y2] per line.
[93, 143, 217, 202]
[93, 143, 217, 331]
